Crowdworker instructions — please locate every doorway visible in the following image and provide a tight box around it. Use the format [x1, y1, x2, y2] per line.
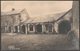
[45, 23, 52, 33]
[58, 20, 71, 34]
[9, 26, 11, 33]
[14, 26, 18, 33]
[35, 24, 42, 33]
[22, 25, 25, 34]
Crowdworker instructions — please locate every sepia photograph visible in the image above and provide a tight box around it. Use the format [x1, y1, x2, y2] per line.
[1, 1, 79, 51]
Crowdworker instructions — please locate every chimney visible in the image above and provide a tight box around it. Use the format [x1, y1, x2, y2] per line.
[12, 8, 15, 11]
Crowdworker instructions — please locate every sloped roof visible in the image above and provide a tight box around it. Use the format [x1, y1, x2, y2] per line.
[55, 9, 72, 22]
[23, 12, 66, 24]
[23, 9, 72, 24]
[20, 9, 71, 26]
[1, 9, 24, 16]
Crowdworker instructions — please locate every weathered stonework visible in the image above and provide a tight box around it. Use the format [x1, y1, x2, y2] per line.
[72, 1, 79, 38]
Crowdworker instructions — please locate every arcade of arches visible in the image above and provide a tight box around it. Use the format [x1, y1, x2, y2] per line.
[1, 20, 72, 34]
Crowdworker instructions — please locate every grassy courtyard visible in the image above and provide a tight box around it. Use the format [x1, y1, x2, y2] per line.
[1, 33, 78, 50]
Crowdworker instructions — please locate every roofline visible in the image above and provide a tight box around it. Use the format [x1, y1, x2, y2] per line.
[1, 13, 20, 16]
[55, 8, 72, 22]
[1, 9, 26, 16]
[18, 21, 55, 26]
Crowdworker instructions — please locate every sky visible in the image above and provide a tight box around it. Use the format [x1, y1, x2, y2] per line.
[1, 1, 73, 17]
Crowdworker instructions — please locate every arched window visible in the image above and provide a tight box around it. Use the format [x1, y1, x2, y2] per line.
[29, 24, 33, 31]
[22, 25, 25, 33]
[14, 26, 18, 33]
[35, 24, 42, 33]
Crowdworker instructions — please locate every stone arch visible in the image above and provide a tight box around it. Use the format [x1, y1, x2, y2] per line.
[14, 26, 18, 33]
[29, 24, 34, 31]
[58, 20, 71, 34]
[22, 25, 25, 34]
[35, 24, 42, 33]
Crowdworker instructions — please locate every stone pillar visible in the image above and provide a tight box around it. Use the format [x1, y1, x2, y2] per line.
[72, 1, 79, 38]
[33, 24, 35, 33]
[7, 26, 9, 33]
[19, 25, 22, 33]
[52, 23, 56, 33]
[25, 25, 28, 34]
[54, 22, 58, 33]
[4, 26, 6, 33]
[68, 1, 79, 50]
[11, 27, 13, 33]
[5, 26, 7, 33]
[42, 24, 45, 33]
[17, 26, 20, 33]
[14, 26, 15, 33]
[27, 24, 29, 34]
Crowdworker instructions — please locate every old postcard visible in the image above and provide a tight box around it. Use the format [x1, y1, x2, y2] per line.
[1, 1, 79, 51]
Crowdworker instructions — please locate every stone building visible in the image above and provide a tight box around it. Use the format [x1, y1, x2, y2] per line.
[1, 8, 30, 33]
[1, 8, 73, 34]
[54, 9, 72, 34]
[20, 9, 72, 34]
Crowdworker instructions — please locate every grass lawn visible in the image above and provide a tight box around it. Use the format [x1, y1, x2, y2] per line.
[1, 33, 77, 50]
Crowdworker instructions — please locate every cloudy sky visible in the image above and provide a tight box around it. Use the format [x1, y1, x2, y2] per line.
[1, 1, 73, 17]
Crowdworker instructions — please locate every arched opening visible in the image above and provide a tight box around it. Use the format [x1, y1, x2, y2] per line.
[29, 24, 34, 31]
[58, 20, 71, 34]
[35, 24, 42, 33]
[45, 23, 52, 33]
[22, 25, 25, 34]
[14, 26, 18, 33]
[9, 27, 11, 33]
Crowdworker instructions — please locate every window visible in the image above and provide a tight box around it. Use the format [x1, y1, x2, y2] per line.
[29, 24, 33, 31]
